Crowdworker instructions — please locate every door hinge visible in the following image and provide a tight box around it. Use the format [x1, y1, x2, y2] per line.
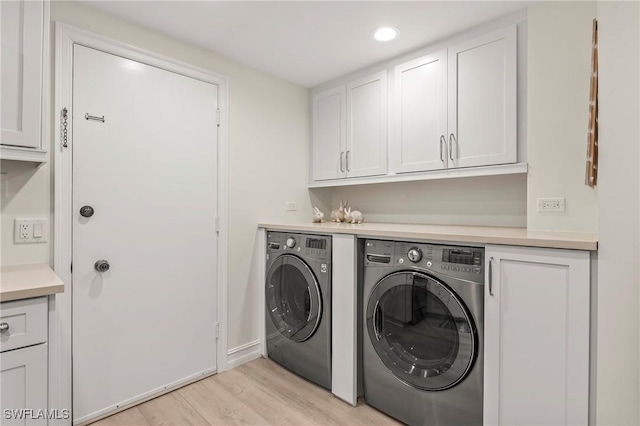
[215, 323, 220, 340]
[216, 108, 221, 127]
[215, 217, 220, 235]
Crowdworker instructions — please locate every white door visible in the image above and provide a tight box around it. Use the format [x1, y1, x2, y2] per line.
[312, 86, 346, 181]
[346, 71, 388, 178]
[72, 45, 218, 423]
[390, 50, 448, 173]
[448, 26, 517, 168]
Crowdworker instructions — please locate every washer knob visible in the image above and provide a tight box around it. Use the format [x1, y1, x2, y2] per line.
[407, 248, 423, 263]
[286, 237, 296, 249]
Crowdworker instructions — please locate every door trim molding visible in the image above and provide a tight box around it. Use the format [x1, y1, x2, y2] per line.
[53, 22, 230, 423]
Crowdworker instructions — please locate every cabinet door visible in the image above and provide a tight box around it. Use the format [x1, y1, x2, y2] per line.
[1, 0, 45, 149]
[484, 245, 589, 426]
[390, 50, 448, 173]
[312, 86, 346, 181]
[448, 26, 517, 168]
[346, 71, 388, 178]
[0, 344, 48, 425]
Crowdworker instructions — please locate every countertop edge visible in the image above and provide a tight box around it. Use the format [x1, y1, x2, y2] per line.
[1, 264, 65, 303]
[258, 223, 598, 251]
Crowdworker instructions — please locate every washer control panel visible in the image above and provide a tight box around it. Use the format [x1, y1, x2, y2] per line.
[267, 232, 330, 262]
[365, 239, 484, 281]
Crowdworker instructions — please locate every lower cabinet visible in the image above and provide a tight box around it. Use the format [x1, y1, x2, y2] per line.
[484, 245, 590, 426]
[0, 297, 49, 425]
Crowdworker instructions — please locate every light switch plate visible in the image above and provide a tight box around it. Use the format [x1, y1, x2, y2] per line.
[14, 218, 48, 244]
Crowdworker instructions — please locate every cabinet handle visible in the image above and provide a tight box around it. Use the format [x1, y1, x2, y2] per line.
[488, 256, 494, 296]
[439, 135, 446, 163]
[449, 133, 457, 161]
[340, 152, 345, 172]
[346, 150, 351, 172]
[0, 322, 9, 333]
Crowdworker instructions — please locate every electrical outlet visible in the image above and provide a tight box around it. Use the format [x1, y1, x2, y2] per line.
[14, 218, 48, 244]
[285, 201, 298, 212]
[537, 198, 566, 212]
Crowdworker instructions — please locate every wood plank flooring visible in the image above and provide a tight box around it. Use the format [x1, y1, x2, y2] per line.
[90, 357, 401, 426]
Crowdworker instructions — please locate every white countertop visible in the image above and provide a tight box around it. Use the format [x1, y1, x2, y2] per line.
[258, 222, 598, 251]
[1, 263, 65, 302]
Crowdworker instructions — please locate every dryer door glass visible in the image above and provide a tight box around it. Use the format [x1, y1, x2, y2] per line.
[366, 271, 476, 390]
[266, 254, 322, 342]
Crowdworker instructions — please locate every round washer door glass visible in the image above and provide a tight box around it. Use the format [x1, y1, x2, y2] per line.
[266, 254, 322, 342]
[367, 271, 477, 390]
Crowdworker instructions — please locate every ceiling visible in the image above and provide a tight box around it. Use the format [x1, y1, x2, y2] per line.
[79, 1, 532, 88]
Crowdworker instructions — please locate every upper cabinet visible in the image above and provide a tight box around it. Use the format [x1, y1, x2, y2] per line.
[1, 0, 50, 162]
[312, 71, 387, 181]
[447, 26, 517, 169]
[390, 26, 517, 174]
[310, 22, 523, 187]
[391, 50, 448, 173]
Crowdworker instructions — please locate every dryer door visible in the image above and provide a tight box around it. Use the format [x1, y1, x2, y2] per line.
[266, 254, 322, 342]
[366, 271, 477, 390]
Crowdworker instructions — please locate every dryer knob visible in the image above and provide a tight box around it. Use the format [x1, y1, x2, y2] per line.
[407, 248, 423, 263]
[286, 237, 296, 249]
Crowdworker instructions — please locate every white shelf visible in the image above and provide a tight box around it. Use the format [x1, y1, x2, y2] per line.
[308, 162, 528, 188]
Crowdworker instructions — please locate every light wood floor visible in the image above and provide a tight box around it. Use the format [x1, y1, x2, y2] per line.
[90, 357, 401, 426]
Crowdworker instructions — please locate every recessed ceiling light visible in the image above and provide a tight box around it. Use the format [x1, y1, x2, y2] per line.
[373, 26, 399, 42]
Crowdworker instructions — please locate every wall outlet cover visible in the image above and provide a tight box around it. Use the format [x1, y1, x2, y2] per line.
[537, 198, 566, 212]
[14, 218, 48, 244]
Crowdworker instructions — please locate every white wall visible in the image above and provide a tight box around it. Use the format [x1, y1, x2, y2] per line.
[0, 1, 312, 353]
[596, 1, 640, 424]
[328, 174, 527, 227]
[527, 1, 598, 232]
[1, 160, 52, 265]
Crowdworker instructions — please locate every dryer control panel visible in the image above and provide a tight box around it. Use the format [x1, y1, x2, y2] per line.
[267, 232, 331, 262]
[365, 239, 484, 282]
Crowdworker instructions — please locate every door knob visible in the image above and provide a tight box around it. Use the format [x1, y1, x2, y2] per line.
[80, 206, 95, 218]
[94, 260, 110, 272]
[0, 322, 9, 333]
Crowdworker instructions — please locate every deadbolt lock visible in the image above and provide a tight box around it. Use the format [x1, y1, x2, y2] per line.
[94, 260, 110, 273]
[80, 206, 95, 218]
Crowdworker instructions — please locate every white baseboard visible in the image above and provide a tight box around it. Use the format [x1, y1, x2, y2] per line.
[227, 340, 262, 369]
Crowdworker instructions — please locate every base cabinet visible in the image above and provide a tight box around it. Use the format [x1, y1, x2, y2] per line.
[484, 245, 590, 426]
[0, 297, 49, 425]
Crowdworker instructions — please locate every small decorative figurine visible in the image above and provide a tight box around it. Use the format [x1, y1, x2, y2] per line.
[312, 206, 325, 223]
[344, 207, 364, 224]
[330, 200, 347, 223]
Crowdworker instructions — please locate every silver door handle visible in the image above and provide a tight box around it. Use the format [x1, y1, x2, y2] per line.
[0, 322, 9, 333]
[340, 152, 345, 172]
[439, 135, 446, 163]
[346, 151, 351, 172]
[449, 133, 457, 161]
[488, 256, 494, 296]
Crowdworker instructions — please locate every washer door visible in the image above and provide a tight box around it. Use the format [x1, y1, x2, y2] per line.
[266, 254, 322, 342]
[366, 271, 477, 391]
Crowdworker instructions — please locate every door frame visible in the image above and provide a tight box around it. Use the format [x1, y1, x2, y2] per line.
[52, 22, 229, 422]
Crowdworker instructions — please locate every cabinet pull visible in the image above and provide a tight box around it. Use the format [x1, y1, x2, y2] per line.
[346, 150, 351, 172]
[439, 135, 446, 163]
[340, 152, 345, 172]
[449, 133, 457, 160]
[488, 256, 494, 296]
